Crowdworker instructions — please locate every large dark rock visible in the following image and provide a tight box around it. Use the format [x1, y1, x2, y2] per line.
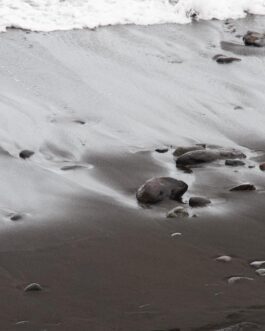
[230, 184, 256, 192]
[136, 177, 188, 204]
[189, 197, 211, 208]
[173, 145, 205, 157]
[176, 150, 219, 166]
[243, 31, 265, 47]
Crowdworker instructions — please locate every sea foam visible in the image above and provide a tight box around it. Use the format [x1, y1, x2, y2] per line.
[1, 0, 265, 32]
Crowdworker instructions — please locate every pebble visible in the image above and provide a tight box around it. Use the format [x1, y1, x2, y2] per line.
[19, 150, 35, 159]
[259, 163, 265, 171]
[250, 261, 265, 268]
[10, 214, 23, 221]
[216, 255, 232, 263]
[189, 197, 211, 208]
[167, 206, 189, 218]
[214, 54, 241, 64]
[155, 148, 169, 153]
[171, 232, 182, 237]
[256, 268, 265, 276]
[230, 184, 256, 192]
[24, 283, 43, 292]
[227, 276, 253, 285]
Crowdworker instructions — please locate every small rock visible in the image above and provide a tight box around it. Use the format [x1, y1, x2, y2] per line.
[171, 232, 182, 237]
[19, 150, 34, 159]
[230, 184, 256, 192]
[189, 197, 211, 208]
[216, 255, 232, 263]
[225, 159, 245, 166]
[243, 31, 265, 47]
[10, 214, 23, 221]
[155, 148, 169, 154]
[256, 268, 265, 276]
[167, 206, 189, 218]
[248, 165, 255, 169]
[136, 177, 188, 204]
[259, 163, 265, 171]
[173, 145, 205, 157]
[227, 276, 254, 285]
[219, 149, 246, 159]
[250, 261, 265, 268]
[73, 120, 86, 125]
[214, 54, 241, 64]
[176, 150, 219, 166]
[24, 283, 43, 292]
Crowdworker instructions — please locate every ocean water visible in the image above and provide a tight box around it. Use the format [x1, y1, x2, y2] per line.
[0, 0, 265, 32]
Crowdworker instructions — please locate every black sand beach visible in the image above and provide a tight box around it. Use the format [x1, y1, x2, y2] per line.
[0, 16, 265, 331]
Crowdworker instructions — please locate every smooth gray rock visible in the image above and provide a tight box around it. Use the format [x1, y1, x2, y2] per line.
[189, 197, 211, 208]
[136, 177, 188, 204]
[173, 145, 205, 157]
[176, 150, 219, 166]
[243, 31, 265, 47]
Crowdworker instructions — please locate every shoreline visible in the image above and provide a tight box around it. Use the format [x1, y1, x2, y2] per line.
[0, 17, 265, 330]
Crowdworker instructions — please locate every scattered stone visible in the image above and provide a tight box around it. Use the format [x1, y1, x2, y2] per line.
[230, 184, 256, 192]
[189, 197, 211, 208]
[225, 159, 245, 166]
[250, 261, 265, 268]
[234, 106, 243, 110]
[256, 269, 265, 276]
[166, 206, 189, 218]
[24, 283, 43, 292]
[243, 31, 265, 47]
[171, 232, 182, 237]
[259, 163, 265, 171]
[213, 54, 241, 64]
[155, 148, 169, 154]
[10, 214, 23, 221]
[216, 255, 232, 263]
[19, 150, 34, 159]
[136, 177, 188, 204]
[73, 120, 86, 125]
[227, 276, 254, 285]
[219, 149, 246, 159]
[173, 145, 205, 157]
[61, 165, 85, 171]
[176, 150, 219, 166]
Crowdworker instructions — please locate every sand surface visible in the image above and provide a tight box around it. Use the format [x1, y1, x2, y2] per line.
[0, 16, 265, 331]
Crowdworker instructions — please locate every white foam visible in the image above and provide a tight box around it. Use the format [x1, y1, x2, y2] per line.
[1, 0, 265, 32]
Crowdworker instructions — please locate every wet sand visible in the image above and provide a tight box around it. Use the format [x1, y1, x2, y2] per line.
[0, 16, 265, 331]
